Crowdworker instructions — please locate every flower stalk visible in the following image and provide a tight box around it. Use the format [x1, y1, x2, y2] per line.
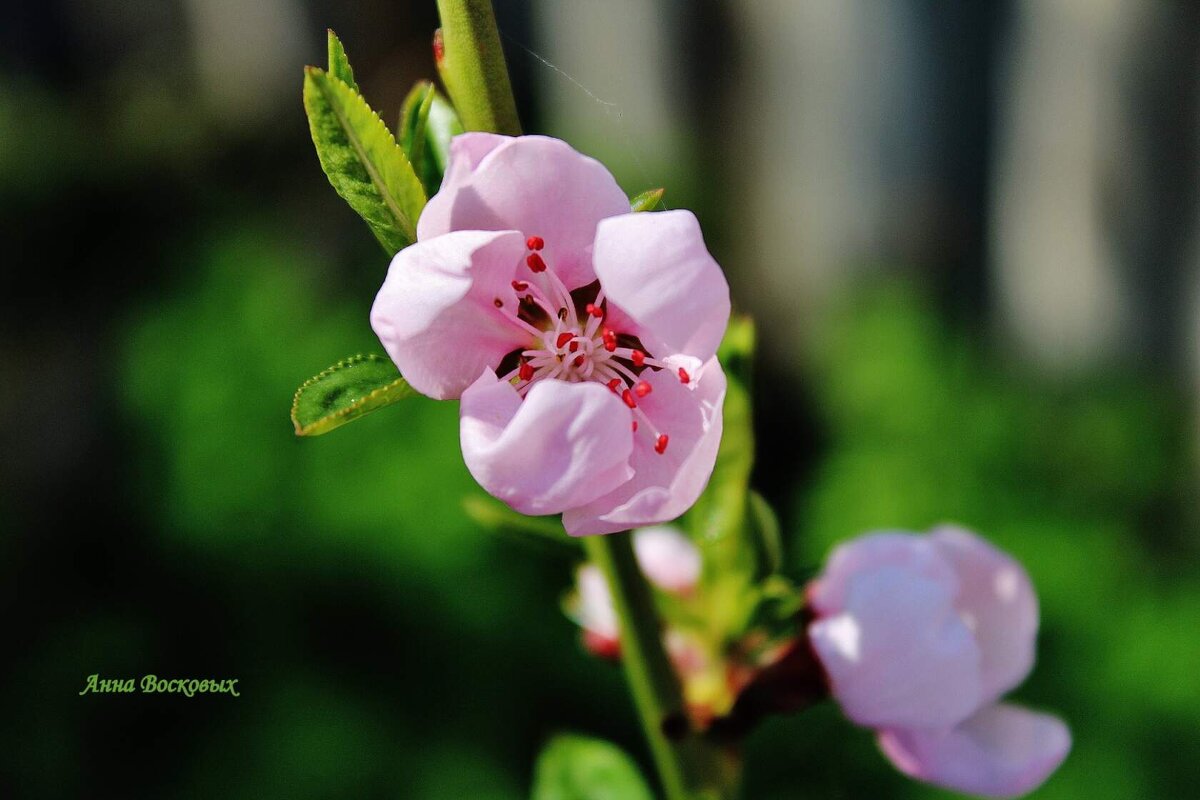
[434, 0, 522, 135]
[583, 532, 736, 800]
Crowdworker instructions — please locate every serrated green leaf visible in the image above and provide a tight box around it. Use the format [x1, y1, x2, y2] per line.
[303, 67, 426, 254]
[291, 354, 416, 436]
[531, 734, 654, 800]
[629, 188, 664, 212]
[326, 29, 358, 92]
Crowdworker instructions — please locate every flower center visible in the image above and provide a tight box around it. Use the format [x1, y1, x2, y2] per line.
[493, 235, 689, 454]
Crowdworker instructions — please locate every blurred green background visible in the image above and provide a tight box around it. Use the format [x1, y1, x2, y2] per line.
[3, 1, 1199, 798]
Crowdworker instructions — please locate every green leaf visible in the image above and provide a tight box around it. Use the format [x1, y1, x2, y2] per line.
[303, 67, 426, 254]
[682, 317, 764, 638]
[461, 495, 579, 553]
[531, 734, 654, 800]
[399, 81, 439, 198]
[326, 29, 358, 92]
[747, 489, 782, 577]
[399, 82, 435, 168]
[629, 188, 664, 212]
[425, 90, 465, 174]
[291, 354, 417, 437]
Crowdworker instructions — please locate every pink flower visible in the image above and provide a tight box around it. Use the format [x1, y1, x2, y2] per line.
[807, 526, 1071, 799]
[571, 525, 702, 656]
[370, 134, 730, 536]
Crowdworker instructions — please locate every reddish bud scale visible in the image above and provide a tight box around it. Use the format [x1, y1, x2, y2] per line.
[655, 434, 669, 454]
[634, 381, 652, 398]
[432, 30, 445, 64]
[678, 367, 690, 384]
[525, 235, 544, 251]
[622, 390, 637, 409]
[526, 253, 547, 273]
[631, 350, 645, 367]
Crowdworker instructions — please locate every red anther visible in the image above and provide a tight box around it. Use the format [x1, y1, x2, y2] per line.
[621, 389, 637, 409]
[585, 303, 603, 318]
[631, 350, 645, 367]
[569, 341, 579, 353]
[607, 378, 622, 393]
[519, 360, 534, 381]
[511, 280, 529, 291]
[631, 420, 638, 432]
[605, 339, 617, 352]
[526, 253, 547, 273]
[572, 355, 585, 367]
[555, 332, 573, 349]
[634, 381, 652, 398]
[654, 434, 669, 454]
[678, 367, 691, 384]
[525, 235, 544, 251]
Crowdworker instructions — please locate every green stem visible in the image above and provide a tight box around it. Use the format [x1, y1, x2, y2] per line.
[434, 0, 522, 135]
[583, 533, 735, 800]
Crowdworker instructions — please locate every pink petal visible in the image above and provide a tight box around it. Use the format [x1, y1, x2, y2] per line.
[562, 358, 726, 536]
[417, 135, 629, 290]
[592, 210, 731, 362]
[370, 230, 530, 399]
[878, 704, 1071, 798]
[930, 526, 1039, 703]
[808, 558, 982, 729]
[459, 372, 635, 516]
[808, 532, 962, 618]
[633, 526, 702, 593]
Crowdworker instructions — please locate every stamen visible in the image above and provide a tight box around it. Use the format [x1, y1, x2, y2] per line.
[519, 359, 534, 381]
[511, 280, 529, 291]
[634, 381, 652, 398]
[526, 235, 544, 251]
[602, 329, 618, 352]
[585, 303, 603, 318]
[678, 367, 691, 384]
[655, 434, 669, 454]
[631, 350, 645, 367]
[621, 389, 637, 409]
[607, 378, 622, 393]
[556, 332, 574, 349]
[572, 354, 585, 367]
[526, 253, 547, 273]
[569, 341, 579, 353]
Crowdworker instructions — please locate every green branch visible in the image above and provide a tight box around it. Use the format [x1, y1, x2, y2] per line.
[434, 0, 522, 135]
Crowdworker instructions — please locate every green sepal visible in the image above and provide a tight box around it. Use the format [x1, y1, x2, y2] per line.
[326, 29, 358, 92]
[461, 495, 579, 553]
[629, 188, 665, 212]
[531, 734, 654, 800]
[303, 66, 426, 254]
[291, 354, 416, 437]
